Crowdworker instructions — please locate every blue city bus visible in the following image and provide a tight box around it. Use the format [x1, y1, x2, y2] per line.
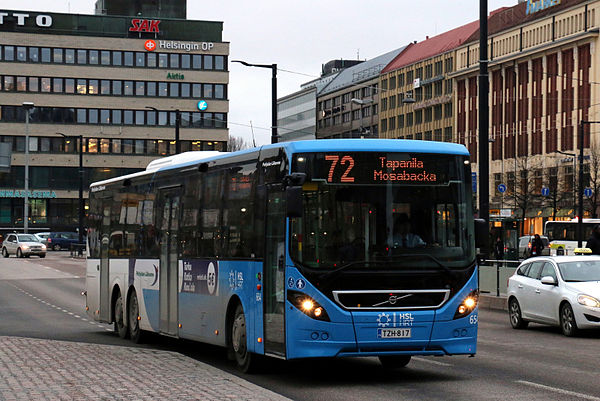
[85, 139, 482, 371]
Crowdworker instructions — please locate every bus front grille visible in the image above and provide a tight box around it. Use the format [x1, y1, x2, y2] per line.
[332, 289, 450, 310]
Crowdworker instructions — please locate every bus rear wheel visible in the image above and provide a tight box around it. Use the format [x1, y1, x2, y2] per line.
[378, 355, 411, 368]
[128, 290, 145, 343]
[114, 291, 129, 339]
[230, 304, 259, 373]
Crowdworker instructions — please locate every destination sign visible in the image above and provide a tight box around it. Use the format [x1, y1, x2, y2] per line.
[295, 152, 459, 185]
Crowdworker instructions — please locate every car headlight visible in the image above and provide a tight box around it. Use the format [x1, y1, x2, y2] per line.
[577, 294, 600, 308]
[41, 245, 46, 250]
[21, 245, 29, 250]
[454, 289, 479, 319]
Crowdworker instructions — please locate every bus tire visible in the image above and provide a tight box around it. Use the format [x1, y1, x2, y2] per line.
[378, 355, 411, 368]
[114, 290, 129, 339]
[230, 304, 259, 373]
[128, 290, 145, 343]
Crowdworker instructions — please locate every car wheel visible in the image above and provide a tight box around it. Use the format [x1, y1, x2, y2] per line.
[52, 244, 61, 251]
[128, 290, 145, 344]
[114, 291, 129, 339]
[560, 303, 579, 337]
[509, 298, 529, 329]
[16, 248, 23, 258]
[378, 355, 411, 368]
[39, 254, 46, 258]
[2, 248, 8, 258]
[230, 304, 260, 373]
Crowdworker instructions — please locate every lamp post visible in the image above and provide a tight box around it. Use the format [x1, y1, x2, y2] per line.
[22, 102, 34, 233]
[232, 60, 278, 144]
[145, 107, 180, 154]
[350, 98, 373, 138]
[58, 133, 84, 252]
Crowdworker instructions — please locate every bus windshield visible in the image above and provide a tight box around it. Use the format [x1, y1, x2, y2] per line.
[289, 152, 474, 270]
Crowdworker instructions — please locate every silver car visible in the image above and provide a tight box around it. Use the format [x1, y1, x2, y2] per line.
[34, 232, 51, 246]
[507, 255, 600, 336]
[1, 233, 47, 258]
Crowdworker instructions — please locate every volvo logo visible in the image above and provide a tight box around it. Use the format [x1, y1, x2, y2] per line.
[372, 293, 413, 307]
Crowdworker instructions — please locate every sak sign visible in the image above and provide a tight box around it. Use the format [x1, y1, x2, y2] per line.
[129, 18, 160, 33]
[0, 12, 52, 27]
[525, 0, 561, 15]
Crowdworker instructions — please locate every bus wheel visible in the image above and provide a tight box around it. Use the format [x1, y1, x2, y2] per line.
[378, 355, 411, 368]
[230, 304, 258, 373]
[114, 291, 129, 339]
[128, 290, 145, 343]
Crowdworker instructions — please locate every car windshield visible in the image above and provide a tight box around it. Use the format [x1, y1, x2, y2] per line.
[558, 260, 600, 282]
[289, 152, 475, 270]
[17, 234, 38, 242]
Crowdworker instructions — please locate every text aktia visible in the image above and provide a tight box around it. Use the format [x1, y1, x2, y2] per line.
[0, 12, 52, 27]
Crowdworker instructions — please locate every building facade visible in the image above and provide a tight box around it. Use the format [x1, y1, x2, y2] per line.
[315, 48, 405, 139]
[0, 9, 229, 234]
[453, 0, 597, 233]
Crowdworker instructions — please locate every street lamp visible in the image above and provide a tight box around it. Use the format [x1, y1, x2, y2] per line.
[146, 106, 180, 154]
[231, 60, 278, 144]
[58, 133, 84, 253]
[351, 98, 373, 138]
[22, 102, 34, 233]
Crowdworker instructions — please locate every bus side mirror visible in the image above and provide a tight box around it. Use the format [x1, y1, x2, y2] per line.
[286, 186, 303, 218]
[474, 218, 487, 249]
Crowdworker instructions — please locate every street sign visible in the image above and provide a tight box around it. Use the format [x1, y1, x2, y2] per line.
[472, 172, 477, 193]
[497, 184, 506, 193]
[584, 187, 593, 198]
[541, 187, 550, 197]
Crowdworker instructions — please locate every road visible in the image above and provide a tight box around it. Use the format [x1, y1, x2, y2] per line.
[1, 253, 599, 401]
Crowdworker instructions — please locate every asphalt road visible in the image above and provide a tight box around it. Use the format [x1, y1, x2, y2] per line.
[1, 253, 599, 401]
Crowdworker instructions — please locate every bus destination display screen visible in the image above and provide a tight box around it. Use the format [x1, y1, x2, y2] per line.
[295, 152, 461, 185]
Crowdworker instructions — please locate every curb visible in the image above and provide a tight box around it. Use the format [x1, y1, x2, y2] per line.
[479, 294, 508, 311]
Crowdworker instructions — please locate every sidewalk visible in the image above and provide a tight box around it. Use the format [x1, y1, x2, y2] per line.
[0, 336, 291, 401]
[479, 294, 508, 312]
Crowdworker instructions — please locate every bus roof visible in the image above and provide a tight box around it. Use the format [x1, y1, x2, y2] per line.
[90, 139, 469, 189]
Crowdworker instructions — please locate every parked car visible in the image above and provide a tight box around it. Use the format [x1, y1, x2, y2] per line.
[507, 255, 600, 336]
[2, 233, 46, 258]
[46, 232, 80, 251]
[518, 235, 550, 258]
[33, 232, 51, 246]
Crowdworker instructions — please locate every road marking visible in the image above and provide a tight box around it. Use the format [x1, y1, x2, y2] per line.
[517, 380, 600, 400]
[412, 357, 452, 367]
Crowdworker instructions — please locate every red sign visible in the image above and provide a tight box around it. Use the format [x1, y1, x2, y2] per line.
[129, 19, 161, 33]
[144, 40, 157, 51]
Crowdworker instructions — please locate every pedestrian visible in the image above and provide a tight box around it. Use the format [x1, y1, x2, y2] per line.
[530, 234, 544, 257]
[494, 236, 504, 260]
[585, 225, 600, 255]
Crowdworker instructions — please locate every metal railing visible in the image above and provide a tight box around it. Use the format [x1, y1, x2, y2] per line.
[478, 259, 520, 297]
[69, 243, 86, 258]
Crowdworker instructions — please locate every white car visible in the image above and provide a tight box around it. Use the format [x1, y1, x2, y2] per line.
[2, 233, 47, 258]
[507, 255, 600, 336]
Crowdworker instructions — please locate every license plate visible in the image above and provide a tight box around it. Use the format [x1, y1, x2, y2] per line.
[377, 328, 412, 338]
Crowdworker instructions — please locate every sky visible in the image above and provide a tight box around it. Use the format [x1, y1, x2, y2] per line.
[1, 0, 517, 145]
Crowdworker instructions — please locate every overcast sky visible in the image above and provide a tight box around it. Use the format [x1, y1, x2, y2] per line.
[2, 0, 516, 145]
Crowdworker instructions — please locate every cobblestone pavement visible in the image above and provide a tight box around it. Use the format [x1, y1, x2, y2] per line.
[0, 336, 291, 401]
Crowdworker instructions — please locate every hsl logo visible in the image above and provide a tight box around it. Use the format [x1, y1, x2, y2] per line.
[525, 0, 561, 15]
[144, 40, 157, 52]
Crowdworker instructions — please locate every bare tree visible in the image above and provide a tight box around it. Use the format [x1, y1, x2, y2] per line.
[227, 136, 250, 152]
[543, 159, 570, 221]
[585, 145, 600, 218]
[509, 155, 543, 235]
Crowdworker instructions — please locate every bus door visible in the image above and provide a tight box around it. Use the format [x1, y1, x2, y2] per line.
[157, 187, 181, 336]
[263, 185, 286, 357]
[99, 200, 111, 322]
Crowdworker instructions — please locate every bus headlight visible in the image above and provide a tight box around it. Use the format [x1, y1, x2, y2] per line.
[288, 290, 330, 321]
[454, 290, 479, 319]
